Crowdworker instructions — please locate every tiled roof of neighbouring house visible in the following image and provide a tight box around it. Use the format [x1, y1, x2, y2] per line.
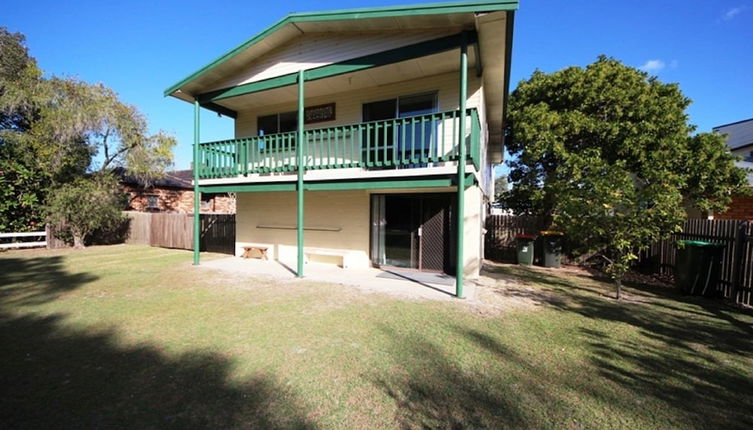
[115, 168, 193, 190]
[714, 118, 753, 150]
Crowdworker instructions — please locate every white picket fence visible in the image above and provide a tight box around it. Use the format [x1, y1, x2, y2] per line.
[0, 231, 47, 249]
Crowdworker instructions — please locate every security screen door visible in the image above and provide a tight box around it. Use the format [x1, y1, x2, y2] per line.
[370, 193, 454, 273]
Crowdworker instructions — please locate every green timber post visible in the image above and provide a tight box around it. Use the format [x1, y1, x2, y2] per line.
[193, 100, 201, 265]
[296, 70, 305, 277]
[455, 32, 468, 298]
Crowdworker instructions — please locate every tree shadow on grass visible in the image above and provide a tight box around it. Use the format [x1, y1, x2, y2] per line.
[371, 323, 661, 429]
[479, 268, 568, 307]
[0, 311, 315, 429]
[0, 254, 315, 429]
[485, 263, 753, 429]
[373, 313, 752, 429]
[370, 326, 533, 429]
[0, 256, 98, 306]
[562, 293, 753, 428]
[578, 325, 753, 429]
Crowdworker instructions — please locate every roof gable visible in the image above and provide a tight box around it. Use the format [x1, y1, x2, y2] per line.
[164, 1, 518, 100]
[204, 30, 458, 95]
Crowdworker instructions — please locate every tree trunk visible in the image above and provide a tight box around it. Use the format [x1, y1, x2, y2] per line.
[72, 229, 86, 249]
[615, 278, 622, 300]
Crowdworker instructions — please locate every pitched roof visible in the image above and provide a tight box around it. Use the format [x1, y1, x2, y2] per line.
[164, 0, 518, 101]
[714, 118, 753, 150]
[115, 168, 193, 190]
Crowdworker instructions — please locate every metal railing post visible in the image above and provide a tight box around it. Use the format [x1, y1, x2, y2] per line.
[455, 32, 468, 299]
[193, 100, 201, 265]
[297, 70, 305, 277]
[731, 220, 749, 304]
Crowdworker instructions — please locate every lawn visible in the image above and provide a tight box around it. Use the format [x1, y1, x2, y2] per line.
[1, 245, 752, 429]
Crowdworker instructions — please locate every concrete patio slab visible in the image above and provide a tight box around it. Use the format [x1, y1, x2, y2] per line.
[198, 256, 474, 301]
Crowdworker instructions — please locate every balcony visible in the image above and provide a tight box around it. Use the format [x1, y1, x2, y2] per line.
[197, 108, 480, 181]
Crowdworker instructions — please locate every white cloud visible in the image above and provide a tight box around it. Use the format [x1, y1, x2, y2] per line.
[722, 6, 748, 21]
[639, 59, 665, 72]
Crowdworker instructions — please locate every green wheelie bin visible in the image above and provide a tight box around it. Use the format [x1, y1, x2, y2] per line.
[539, 231, 564, 268]
[674, 240, 725, 297]
[516, 234, 536, 266]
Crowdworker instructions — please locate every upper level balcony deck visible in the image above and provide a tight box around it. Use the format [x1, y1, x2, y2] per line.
[197, 108, 480, 182]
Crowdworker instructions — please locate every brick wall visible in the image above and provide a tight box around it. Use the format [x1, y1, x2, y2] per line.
[715, 194, 753, 221]
[121, 185, 235, 214]
[195, 191, 236, 214]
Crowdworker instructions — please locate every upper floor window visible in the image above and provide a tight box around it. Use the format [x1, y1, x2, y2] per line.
[362, 92, 438, 122]
[257, 111, 297, 135]
[257, 103, 337, 136]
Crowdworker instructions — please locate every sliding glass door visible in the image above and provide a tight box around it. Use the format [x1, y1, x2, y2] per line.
[397, 93, 437, 166]
[371, 194, 419, 268]
[370, 193, 455, 273]
[362, 92, 437, 167]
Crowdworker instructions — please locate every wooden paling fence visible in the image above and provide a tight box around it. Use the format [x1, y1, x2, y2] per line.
[484, 215, 548, 263]
[148, 213, 195, 250]
[125, 212, 235, 254]
[485, 215, 753, 307]
[124, 212, 152, 245]
[201, 214, 235, 255]
[734, 222, 753, 306]
[46, 212, 235, 255]
[638, 219, 753, 306]
[46, 222, 68, 249]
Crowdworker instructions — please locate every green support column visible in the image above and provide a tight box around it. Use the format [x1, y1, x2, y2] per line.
[193, 100, 201, 265]
[296, 70, 305, 277]
[455, 33, 468, 298]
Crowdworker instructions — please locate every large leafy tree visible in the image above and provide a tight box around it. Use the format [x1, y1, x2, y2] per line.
[0, 28, 49, 231]
[27, 77, 175, 183]
[45, 175, 126, 248]
[0, 27, 176, 242]
[504, 56, 748, 298]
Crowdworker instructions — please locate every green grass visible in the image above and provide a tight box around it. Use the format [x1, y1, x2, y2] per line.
[1, 245, 752, 429]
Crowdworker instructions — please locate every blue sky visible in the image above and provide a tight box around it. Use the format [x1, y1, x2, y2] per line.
[4, 0, 752, 170]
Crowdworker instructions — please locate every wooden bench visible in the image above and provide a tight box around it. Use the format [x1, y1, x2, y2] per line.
[304, 247, 356, 268]
[241, 245, 268, 260]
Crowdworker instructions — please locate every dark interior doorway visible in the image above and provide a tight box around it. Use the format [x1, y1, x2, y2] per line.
[370, 193, 455, 274]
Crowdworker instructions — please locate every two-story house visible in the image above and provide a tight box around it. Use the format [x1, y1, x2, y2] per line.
[165, 0, 518, 297]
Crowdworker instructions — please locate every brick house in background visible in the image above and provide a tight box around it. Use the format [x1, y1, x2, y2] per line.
[711, 118, 753, 220]
[117, 169, 235, 214]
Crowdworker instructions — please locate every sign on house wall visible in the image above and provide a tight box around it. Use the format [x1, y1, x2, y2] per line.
[305, 103, 335, 124]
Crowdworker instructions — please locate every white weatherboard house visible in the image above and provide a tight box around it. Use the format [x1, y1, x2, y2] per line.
[165, 1, 518, 297]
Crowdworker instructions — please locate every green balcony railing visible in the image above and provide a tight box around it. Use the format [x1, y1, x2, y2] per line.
[197, 108, 481, 180]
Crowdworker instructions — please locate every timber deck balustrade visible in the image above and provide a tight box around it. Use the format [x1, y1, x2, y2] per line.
[196, 108, 481, 180]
